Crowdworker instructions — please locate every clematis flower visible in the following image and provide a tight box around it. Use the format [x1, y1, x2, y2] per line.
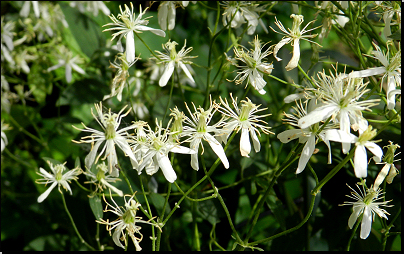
[298, 69, 379, 153]
[1, 18, 15, 65]
[227, 35, 273, 94]
[73, 102, 138, 177]
[96, 192, 161, 250]
[373, 142, 400, 190]
[69, 1, 110, 17]
[349, 42, 401, 110]
[103, 3, 166, 63]
[277, 100, 335, 174]
[36, 161, 81, 203]
[217, 94, 273, 157]
[20, 1, 40, 18]
[103, 53, 137, 102]
[324, 126, 383, 178]
[340, 182, 392, 239]
[1, 120, 11, 153]
[154, 40, 196, 87]
[270, 14, 321, 71]
[136, 119, 195, 183]
[182, 100, 229, 171]
[47, 46, 86, 83]
[83, 162, 123, 197]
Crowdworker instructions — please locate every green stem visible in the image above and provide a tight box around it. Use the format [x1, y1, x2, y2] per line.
[61, 193, 95, 250]
[346, 213, 362, 251]
[162, 73, 175, 124]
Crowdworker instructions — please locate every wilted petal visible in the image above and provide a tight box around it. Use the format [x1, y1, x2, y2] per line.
[285, 39, 300, 71]
[273, 37, 292, 61]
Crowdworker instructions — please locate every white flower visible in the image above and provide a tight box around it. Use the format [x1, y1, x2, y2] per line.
[1, 18, 15, 65]
[270, 14, 321, 71]
[221, 1, 268, 35]
[20, 1, 40, 18]
[217, 94, 273, 157]
[277, 100, 334, 174]
[36, 161, 81, 203]
[182, 100, 229, 171]
[73, 102, 138, 177]
[376, 2, 401, 40]
[103, 53, 137, 102]
[47, 46, 86, 83]
[96, 192, 161, 250]
[132, 101, 149, 120]
[136, 119, 196, 183]
[69, 1, 110, 17]
[373, 142, 400, 190]
[1, 120, 11, 153]
[103, 3, 166, 63]
[83, 162, 123, 197]
[154, 40, 196, 87]
[324, 126, 383, 178]
[158, 1, 176, 31]
[340, 183, 392, 239]
[298, 69, 379, 154]
[349, 42, 401, 110]
[228, 35, 273, 94]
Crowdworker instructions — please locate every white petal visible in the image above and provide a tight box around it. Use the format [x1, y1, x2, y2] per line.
[324, 129, 357, 144]
[349, 67, 386, 78]
[240, 128, 251, 157]
[296, 135, 315, 174]
[135, 25, 166, 37]
[167, 4, 176, 30]
[277, 129, 303, 143]
[170, 145, 196, 154]
[65, 64, 72, 83]
[112, 224, 125, 249]
[360, 207, 372, 239]
[37, 182, 58, 203]
[387, 88, 401, 110]
[126, 30, 136, 63]
[159, 61, 175, 87]
[285, 39, 300, 71]
[191, 152, 199, 171]
[273, 37, 292, 61]
[250, 129, 260, 153]
[354, 145, 368, 178]
[298, 104, 338, 129]
[205, 133, 229, 169]
[348, 206, 362, 229]
[156, 152, 177, 183]
[364, 142, 383, 163]
[71, 63, 86, 74]
[85, 140, 104, 170]
[179, 62, 195, 84]
[374, 163, 391, 190]
[158, 4, 168, 30]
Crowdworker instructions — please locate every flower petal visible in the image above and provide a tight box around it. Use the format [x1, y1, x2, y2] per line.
[159, 61, 175, 87]
[156, 152, 177, 183]
[298, 104, 338, 129]
[296, 135, 315, 174]
[365, 142, 383, 163]
[250, 129, 261, 153]
[37, 182, 58, 203]
[277, 129, 303, 143]
[126, 30, 136, 63]
[360, 207, 372, 239]
[273, 37, 292, 61]
[285, 39, 300, 71]
[240, 128, 251, 157]
[205, 133, 229, 169]
[354, 144, 368, 178]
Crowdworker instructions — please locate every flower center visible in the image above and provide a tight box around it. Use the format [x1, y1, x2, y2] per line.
[104, 113, 117, 140]
[239, 99, 257, 121]
[166, 41, 179, 61]
[54, 164, 66, 181]
[290, 14, 304, 38]
[357, 126, 377, 144]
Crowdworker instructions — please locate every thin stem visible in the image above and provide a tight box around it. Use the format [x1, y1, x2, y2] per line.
[61, 193, 95, 250]
[346, 213, 362, 251]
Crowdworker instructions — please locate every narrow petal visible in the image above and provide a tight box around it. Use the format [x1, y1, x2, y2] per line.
[135, 25, 166, 37]
[240, 128, 251, 157]
[158, 4, 168, 30]
[360, 207, 372, 239]
[324, 129, 357, 143]
[277, 129, 303, 143]
[126, 30, 136, 63]
[285, 39, 300, 71]
[354, 145, 368, 178]
[179, 62, 195, 84]
[364, 142, 383, 163]
[85, 140, 104, 170]
[296, 135, 315, 174]
[191, 152, 199, 171]
[71, 63, 86, 74]
[273, 37, 292, 61]
[37, 182, 58, 203]
[159, 61, 175, 87]
[298, 104, 338, 129]
[65, 63, 72, 83]
[374, 164, 391, 190]
[348, 206, 362, 229]
[170, 145, 196, 154]
[250, 129, 261, 153]
[349, 67, 386, 78]
[167, 4, 176, 30]
[205, 133, 229, 169]
[156, 152, 177, 183]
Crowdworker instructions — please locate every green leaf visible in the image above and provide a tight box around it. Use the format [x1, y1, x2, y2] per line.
[149, 192, 171, 215]
[266, 194, 286, 231]
[41, 157, 64, 167]
[75, 157, 81, 169]
[89, 195, 103, 220]
[198, 199, 220, 225]
[388, 29, 401, 41]
[28, 61, 53, 105]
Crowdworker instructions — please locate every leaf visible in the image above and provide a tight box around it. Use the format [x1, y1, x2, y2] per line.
[75, 157, 81, 169]
[198, 199, 220, 225]
[89, 195, 103, 220]
[28, 61, 53, 105]
[149, 192, 171, 215]
[266, 194, 286, 231]
[388, 29, 401, 41]
[41, 157, 64, 167]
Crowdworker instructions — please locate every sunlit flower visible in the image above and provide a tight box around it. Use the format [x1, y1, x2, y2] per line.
[154, 40, 196, 87]
[270, 14, 321, 71]
[374, 141, 400, 190]
[136, 119, 196, 183]
[47, 46, 86, 83]
[340, 182, 392, 239]
[103, 3, 166, 63]
[277, 100, 335, 173]
[97, 192, 161, 250]
[228, 35, 273, 94]
[83, 162, 123, 197]
[349, 42, 401, 110]
[103, 53, 137, 102]
[324, 126, 383, 178]
[36, 161, 81, 203]
[217, 94, 273, 157]
[73, 102, 138, 177]
[182, 100, 229, 171]
[298, 69, 379, 154]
